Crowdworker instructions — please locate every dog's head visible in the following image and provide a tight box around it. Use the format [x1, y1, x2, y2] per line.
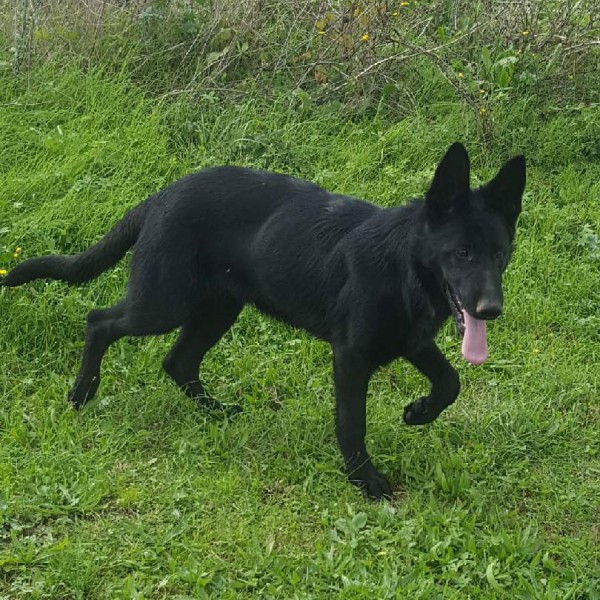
[423, 142, 526, 363]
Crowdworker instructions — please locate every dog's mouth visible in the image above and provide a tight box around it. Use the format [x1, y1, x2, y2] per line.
[444, 283, 488, 365]
[445, 284, 466, 337]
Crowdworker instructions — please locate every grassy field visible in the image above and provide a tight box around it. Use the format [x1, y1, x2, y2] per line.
[0, 59, 599, 598]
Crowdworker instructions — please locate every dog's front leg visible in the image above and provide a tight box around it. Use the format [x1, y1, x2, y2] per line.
[333, 348, 392, 499]
[403, 342, 460, 425]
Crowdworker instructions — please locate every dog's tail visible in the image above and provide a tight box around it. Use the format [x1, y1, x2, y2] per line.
[1, 199, 151, 288]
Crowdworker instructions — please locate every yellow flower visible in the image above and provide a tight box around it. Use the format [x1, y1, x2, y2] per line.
[0, 269, 7, 276]
[568, 74, 574, 80]
[361, 33, 369, 42]
[13, 254, 18, 260]
[521, 30, 529, 35]
[392, 11, 399, 16]
[400, 1, 410, 6]
[15, 247, 22, 254]
[317, 30, 325, 35]
[479, 88, 485, 94]
[457, 72, 464, 79]
[479, 107, 487, 115]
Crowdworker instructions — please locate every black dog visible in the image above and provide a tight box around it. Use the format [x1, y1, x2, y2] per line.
[2, 142, 525, 498]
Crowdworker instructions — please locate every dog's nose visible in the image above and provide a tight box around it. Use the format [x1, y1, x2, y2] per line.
[475, 298, 502, 320]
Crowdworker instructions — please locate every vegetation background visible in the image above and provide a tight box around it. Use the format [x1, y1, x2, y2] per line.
[0, 0, 598, 597]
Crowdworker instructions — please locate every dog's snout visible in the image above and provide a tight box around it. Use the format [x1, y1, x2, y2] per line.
[475, 298, 502, 320]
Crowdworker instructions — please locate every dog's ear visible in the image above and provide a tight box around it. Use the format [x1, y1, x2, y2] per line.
[426, 142, 470, 221]
[482, 155, 526, 227]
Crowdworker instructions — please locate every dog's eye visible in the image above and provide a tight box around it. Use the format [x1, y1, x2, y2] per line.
[455, 247, 470, 259]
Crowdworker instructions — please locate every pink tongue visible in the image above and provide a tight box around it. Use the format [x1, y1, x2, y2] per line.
[461, 311, 488, 365]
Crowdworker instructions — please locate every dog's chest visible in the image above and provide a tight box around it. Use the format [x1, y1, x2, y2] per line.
[361, 296, 448, 365]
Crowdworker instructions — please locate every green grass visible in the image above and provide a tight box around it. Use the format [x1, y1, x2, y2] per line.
[1, 65, 599, 599]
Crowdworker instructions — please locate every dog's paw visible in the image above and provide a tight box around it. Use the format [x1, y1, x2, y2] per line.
[403, 396, 440, 426]
[350, 466, 393, 500]
[222, 402, 243, 417]
[68, 375, 100, 409]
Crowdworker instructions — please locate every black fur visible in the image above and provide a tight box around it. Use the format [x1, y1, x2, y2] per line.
[2, 142, 525, 499]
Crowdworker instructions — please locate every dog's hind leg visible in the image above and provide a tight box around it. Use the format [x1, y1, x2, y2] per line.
[403, 342, 460, 425]
[69, 299, 182, 408]
[68, 301, 128, 408]
[163, 298, 243, 414]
